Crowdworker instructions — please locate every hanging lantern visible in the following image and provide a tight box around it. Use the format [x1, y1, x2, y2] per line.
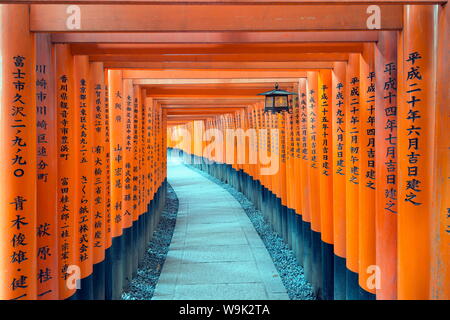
[258, 83, 297, 113]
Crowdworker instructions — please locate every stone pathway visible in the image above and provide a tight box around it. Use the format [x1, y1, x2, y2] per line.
[153, 158, 289, 300]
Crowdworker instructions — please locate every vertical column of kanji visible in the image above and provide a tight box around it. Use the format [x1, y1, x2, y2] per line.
[318, 70, 333, 300]
[107, 70, 124, 299]
[54, 44, 75, 300]
[122, 79, 134, 286]
[299, 78, 312, 283]
[0, 4, 37, 300]
[307, 71, 322, 297]
[398, 5, 437, 300]
[431, 3, 449, 300]
[132, 85, 141, 273]
[73, 55, 93, 299]
[374, 31, 398, 300]
[358, 43, 377, 299]
[89, 62, 106, 300]
[35, 33, 58, 300]
[345, 53, 361, 300]
[331, 62, 347, 300]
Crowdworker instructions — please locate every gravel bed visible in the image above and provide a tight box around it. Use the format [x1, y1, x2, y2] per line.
[185, 164, 316, 300]
[121, 184, 179, 300]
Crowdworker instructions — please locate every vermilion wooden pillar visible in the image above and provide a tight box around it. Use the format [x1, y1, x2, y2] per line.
[0, 4, 37, 300]
[132, 84, 141, 274]
[331, 61, 347, 300]
[375, 31, 398, 300]
[293, 81, 304, 266]
[73, 55, 94, 299]
[103, 71, 114, 300]
[345, 53, 361, 300]
[358, 43, 376, 299]
[89, 61, 106, 300]
[108, 69, 124, 299]
[299, 78, 312, 284]
[55, 44, 76, 300]
[318, 69, 333, 300]
[35, 33, 58, 300]
[307, 71, 322, 297]
[122, 78, 134, 287]
[398, 4, 438, 300]
[104, 72, 112, 254]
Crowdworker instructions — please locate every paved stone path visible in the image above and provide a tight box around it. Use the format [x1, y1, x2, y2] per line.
[153, 158, 289, 300]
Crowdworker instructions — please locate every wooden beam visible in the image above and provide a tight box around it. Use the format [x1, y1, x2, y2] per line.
[167, 115, 217, 120]
[124, 70, 306, 79]
[72, 43, 364, 54]
[104, 61, 334, 69]
[52, 31, 379, 43]
[132, 77, 303, 84]
[167, 109, 244, 115]
[30, 4, 403, 32]
[9, 1, 448, 3]
[90, 53, 348, 63]
[144, 88, 287, 96]
[162, 105, 247, 109]
[157, 98, 263, 104]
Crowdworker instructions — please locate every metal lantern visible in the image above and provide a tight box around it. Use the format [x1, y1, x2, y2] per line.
[258, 83, 297, 113]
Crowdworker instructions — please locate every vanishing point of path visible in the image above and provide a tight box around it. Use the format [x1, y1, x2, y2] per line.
[152, 159, 289, 300]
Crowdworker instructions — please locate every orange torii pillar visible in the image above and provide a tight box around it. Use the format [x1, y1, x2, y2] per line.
[73, 55, 94, 300]
[307, 71, 323, 298]
[431, 3, 449, 300]
[35, 33, 58, 300]
[345, 53, 361, 300]
[331, 61, 347, 300]
[318, 70, 334, 300]
[397, 5, 438, 300]
[358, 43, 376, 300]
[145, 97, 154, 243]
[122, 79, 134, 287]
[104, 71, 113, 300]
[278, 111, 288, 242]
[55, 44, 77, 300]
[132, 84, 141, 276]
[0, 4, 37, 300]
[375, 31, 398, 300]
[89, 61, 107, 300]
[299, 78, 313, 285]
[140, 89, 147, 251]
[108, 69, 124, 300]
[134, 87, 144, 266]
[284, 95, 295, 251]
[292, 82, 304, 266]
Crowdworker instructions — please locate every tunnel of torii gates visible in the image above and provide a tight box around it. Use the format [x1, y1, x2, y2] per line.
[0, 1, 448, 301]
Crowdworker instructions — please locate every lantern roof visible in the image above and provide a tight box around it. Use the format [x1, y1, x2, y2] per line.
[257, 83, 298, 96]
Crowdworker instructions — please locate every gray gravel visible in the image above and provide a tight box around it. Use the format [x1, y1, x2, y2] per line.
[186, 165, 316, 300]
[121, 184, 179, 300]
